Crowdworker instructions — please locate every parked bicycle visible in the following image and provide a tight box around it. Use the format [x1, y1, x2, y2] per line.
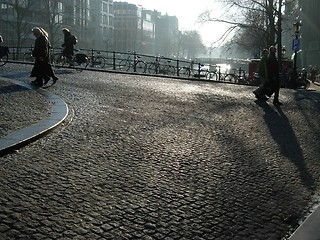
[52, 49, 89, 70]
[0, 46, 9, 66]
[148, 56, 176, 75]
[208, 66, 248, 83]
[221, 68, 247, 83]
[118, 52, 147, 73]
[103, 52, 116, 70]
[178, 61, 211, 79]
[86, 50, 106, 68]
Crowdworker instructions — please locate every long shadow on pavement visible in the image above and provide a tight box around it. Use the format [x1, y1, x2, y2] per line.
[255, 100, 315, 190]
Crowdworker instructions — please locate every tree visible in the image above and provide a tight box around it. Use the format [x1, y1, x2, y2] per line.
[199, 0, 296, 58]
[1, 0, 37, 48]
[178, 30, 205, 59]
[38, 0, 65, 48]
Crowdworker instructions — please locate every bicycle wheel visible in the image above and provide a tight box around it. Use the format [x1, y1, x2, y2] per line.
[178, 67, 191, 78]
[91, 56, 105, 68]
[52, 53, 66, 68]
[148, 63, 158, 74]
[0, 54, 8, 66]
[167, 65, 176, 75]
[119, 60, 131, 71]
[135, 61, 146, 73]
[23, 53, 34, 63]
[105, 56, 114, 69]
[209, 72, 219, 81]
[225, 74, 238, 83]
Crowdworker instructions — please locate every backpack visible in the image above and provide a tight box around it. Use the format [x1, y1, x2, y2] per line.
[71, 35, 78, 45]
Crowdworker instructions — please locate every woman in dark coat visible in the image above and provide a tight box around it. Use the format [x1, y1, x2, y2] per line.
[30, 27, 58, 86]
[30, 27, 50, 86]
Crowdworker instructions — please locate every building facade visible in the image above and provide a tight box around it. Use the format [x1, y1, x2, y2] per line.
[155, 14, 179, 57]
[61, 0, 91, 49]
[299, 0, 320, 68]
[0, 0, 180, 57]
[90, 0, 114, 51]
[283, 0, 320, 68]
[113, 2, 157, 54]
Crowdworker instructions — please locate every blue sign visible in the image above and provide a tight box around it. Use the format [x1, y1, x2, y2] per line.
[292, 39, 300, 51]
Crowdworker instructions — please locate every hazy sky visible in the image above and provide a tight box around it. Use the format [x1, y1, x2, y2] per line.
[124, 0, 228, 46]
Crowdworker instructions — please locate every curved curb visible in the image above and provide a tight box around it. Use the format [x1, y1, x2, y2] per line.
[289, 205, 320, 240]
[0, 79, 68, 157]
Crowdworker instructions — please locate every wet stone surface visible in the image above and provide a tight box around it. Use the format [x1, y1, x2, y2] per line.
[0, 63, 320, 239]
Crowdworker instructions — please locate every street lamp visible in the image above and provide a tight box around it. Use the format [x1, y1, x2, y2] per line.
[281, 46, 286, 58]
[293, 20, 302, 35]
[292, 20, 302, 88]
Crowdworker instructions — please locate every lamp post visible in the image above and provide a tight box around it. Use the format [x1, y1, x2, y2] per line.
[292, 20, 302, 88]
[281, 46, 286, 59]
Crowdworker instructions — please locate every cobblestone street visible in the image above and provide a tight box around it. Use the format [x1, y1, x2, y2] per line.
[1, 64, 320, 239]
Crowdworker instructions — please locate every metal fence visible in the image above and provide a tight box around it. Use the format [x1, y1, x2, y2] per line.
[5, 46, 257, 85]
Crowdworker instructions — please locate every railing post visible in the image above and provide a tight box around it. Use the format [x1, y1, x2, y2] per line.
[113, 51, 116, 70]
[176, 60, 180, 76]
[90, 49, 94, 67]
[133, 52, 137, 72]
[12, 47, 16, 60]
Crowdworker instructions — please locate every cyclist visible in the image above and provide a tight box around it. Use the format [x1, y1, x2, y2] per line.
[61, 28, 77, 66]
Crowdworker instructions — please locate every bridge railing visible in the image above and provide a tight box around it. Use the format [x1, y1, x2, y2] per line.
[6, 46, 253, 85]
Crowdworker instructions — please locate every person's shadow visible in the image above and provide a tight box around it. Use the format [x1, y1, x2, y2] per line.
[255, 100, 315, 190]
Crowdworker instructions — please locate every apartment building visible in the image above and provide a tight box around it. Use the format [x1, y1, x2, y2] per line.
[61, 0, 91, 49]
[299, 0, 320, 67]
[0, 0, 112, 50]
[155, 14, 179, 57]
[283, 0, 320, 68]
[113, 1, 179, 56]
[113, 2, 157, 54]
[90, 0, 114, 51]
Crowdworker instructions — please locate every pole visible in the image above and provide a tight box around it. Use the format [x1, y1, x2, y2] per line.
[277, 0, 282, 72]
[293, 33, 298, 89]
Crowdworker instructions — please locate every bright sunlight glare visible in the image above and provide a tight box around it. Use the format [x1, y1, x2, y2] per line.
[123, 0, 229, 46]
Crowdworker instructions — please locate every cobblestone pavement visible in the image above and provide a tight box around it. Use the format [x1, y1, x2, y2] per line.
[0, 77, 51, 138]
[1, 64, 320, 239]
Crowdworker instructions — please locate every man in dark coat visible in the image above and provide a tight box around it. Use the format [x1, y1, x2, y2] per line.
[267, 46, 282, 105]
[253, 48, 269, 100]
[30, 27, 50, 86]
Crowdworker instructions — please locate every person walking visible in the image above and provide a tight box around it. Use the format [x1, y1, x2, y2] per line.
[30, 27, 50, 86]
[30, 27, 58, 86]
[61, 28, 76, 65]
[39, 27, 58, 85]
[267, 46, 282, 105]
[253, 48, 269, 100]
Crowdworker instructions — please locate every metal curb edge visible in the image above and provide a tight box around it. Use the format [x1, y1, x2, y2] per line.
[0, 79, 68, 157]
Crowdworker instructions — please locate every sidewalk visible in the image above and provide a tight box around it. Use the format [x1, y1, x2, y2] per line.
[0, 77, 68, 156]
